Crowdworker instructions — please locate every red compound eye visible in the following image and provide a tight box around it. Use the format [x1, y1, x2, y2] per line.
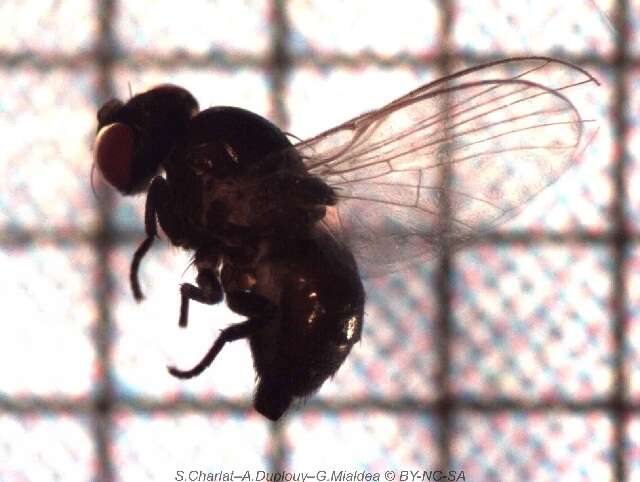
[94, 122, 134, 192]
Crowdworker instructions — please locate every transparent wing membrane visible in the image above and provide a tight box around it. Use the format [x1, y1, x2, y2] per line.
[295, 57, 599, 276]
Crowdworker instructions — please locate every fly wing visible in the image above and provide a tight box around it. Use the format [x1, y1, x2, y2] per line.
[295, 57, 599, 276]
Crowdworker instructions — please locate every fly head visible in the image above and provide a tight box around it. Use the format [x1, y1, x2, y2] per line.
[94, 84, 199, 194]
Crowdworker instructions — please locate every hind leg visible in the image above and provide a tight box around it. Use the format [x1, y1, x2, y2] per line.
[168, 290, 276, 378]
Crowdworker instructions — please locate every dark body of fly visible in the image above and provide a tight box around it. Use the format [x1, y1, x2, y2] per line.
[94, 86, 365, 420]
[95, 58, 597, 420]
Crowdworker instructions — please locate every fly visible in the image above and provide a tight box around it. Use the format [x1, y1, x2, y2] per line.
[93, 57, 598, 420]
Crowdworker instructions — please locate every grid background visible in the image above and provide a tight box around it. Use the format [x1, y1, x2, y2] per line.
[0, 0, 635, 480]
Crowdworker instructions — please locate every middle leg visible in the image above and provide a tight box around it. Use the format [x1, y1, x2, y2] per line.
[178, 245, 224, 328]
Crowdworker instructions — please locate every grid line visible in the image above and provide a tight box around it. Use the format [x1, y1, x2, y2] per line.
[610, 1, 631, 481]
[93, 1, 118, 481]
[434, 0, 456, 470]
[266, 0, 291, 473]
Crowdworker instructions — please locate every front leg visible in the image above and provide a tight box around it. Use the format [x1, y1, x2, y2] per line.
[179, 246, 224, 328]
[130, 176, 171, 301]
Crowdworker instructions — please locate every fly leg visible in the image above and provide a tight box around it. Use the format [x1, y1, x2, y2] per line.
[168, 290, 276, 379]
[178, 246, 224, 328]
[130, 176, 171, 301]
